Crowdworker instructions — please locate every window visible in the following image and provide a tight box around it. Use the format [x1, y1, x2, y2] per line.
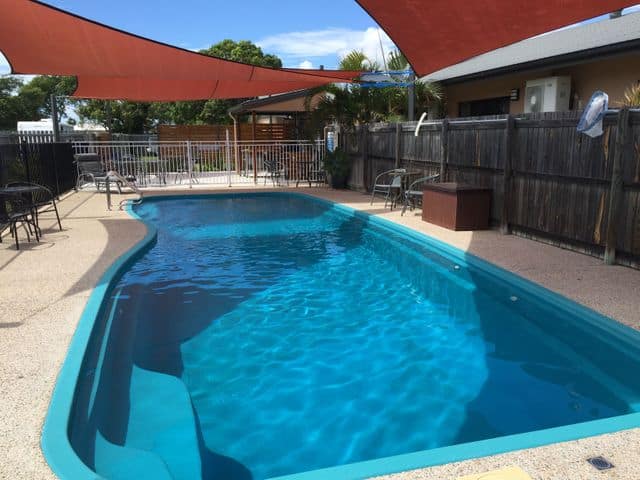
[458, 96, 510, 117]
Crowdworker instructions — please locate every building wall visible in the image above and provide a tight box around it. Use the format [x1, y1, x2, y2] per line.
[443, 51, 640, 117]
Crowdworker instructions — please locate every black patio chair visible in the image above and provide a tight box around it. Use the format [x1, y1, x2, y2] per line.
[0, 193, 39, 250]
[370, 168, 407, 209]
[5, 181, 62, 231]
[263, 157, 285, 186]
[401, 174, 440, 216]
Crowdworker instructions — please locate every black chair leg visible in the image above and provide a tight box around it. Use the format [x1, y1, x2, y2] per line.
[52, 200, 62, 231]
[32, 209, 42, 237]
[31, 218, 40, 242]
[13, 223, 19, 250]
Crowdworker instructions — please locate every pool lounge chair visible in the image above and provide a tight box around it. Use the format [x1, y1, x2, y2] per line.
[74, 153, 123, 193]
[401, 173, 440, 216]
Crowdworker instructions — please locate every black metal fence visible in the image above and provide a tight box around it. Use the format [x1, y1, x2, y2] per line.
[344, 110, 640, 267]
[0, 142, 77, 196]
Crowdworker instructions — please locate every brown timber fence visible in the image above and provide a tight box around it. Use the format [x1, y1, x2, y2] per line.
[158, 123, 295, 142]
[344, 110, 640, 267]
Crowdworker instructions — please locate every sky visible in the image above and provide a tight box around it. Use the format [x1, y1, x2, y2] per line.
[0, 0, 397, 75]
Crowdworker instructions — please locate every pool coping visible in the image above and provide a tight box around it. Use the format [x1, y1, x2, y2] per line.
[40, 191, 640, 480]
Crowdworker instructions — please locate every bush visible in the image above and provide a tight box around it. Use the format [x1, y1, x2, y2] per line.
[323, 148, 351, 188]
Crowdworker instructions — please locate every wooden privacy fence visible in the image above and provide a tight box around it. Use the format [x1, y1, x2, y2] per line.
[344, 110, 640, 267]
[158, 123, 295, 142]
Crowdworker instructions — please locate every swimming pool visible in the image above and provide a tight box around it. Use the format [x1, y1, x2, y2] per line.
[43, 193, 640, 480]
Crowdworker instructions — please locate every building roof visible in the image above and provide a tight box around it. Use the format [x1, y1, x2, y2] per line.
[228, 89, 320, 115]
[421, 12, 640, 84]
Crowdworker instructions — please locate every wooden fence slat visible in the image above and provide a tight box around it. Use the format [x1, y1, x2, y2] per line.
[605, 108, 630, 265]
[345, 110, 640, 267]
[500, 115, 515, 234]
[440, 118, 449, 181]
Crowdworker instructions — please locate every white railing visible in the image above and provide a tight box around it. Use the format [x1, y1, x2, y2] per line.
[72, 139, 326, 187]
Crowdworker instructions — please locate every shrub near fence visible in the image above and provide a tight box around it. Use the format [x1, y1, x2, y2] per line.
[0, 142, 76, 197]
[345, 110, 640, 267]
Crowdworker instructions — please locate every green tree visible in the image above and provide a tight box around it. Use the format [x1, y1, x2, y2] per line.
[339, 51, 377, 71]
[307, 49, 443, 135]
[17, 75, 76, 121]
[0, 77, 23, 130]
[0, 75, 76, 130]
[200, 40, 281, 69]
[76, 100, 157, 134]
[187, 40, 283, 125]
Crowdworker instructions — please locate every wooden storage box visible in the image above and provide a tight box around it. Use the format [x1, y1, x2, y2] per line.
[422, 183, 492, 231]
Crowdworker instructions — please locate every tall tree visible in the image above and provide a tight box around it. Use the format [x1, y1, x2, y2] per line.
[0, 75, 76, 130]
[0, 77, 23, 130]
[17, 75, 76, 121]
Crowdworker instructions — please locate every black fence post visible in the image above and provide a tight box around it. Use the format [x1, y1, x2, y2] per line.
[52, 142, 61, 198]
[21, 143, 32, 184]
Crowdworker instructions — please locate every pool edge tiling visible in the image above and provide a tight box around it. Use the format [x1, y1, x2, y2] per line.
[41, 203, 159, 479]
[40, 192, 640, 480]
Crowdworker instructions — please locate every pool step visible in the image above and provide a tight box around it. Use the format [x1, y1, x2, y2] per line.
[94, 430, 173, 479]
[125, 365, 202, 480]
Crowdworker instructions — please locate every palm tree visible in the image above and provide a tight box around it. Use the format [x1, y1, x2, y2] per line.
[620, 83, 640, 107]
[305, 49, 444, 137]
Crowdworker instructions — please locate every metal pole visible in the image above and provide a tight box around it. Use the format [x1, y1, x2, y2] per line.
[252, 111, 257, 184]
[105, 101, 113, 134]
[226, 129, 232, 187]
[50, 94, 60, 142]
[407, 73, 415, 122]
[106, 176, 112, 210]
[186, 140, 193, 189]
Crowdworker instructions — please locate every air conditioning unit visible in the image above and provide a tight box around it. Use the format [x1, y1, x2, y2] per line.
[524, 76, 571, 113]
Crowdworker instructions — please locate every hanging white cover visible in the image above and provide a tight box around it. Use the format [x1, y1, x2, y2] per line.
[577, 91, 609, 138]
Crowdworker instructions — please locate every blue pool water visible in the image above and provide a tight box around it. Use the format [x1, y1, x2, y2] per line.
[65, 193, 640, 480]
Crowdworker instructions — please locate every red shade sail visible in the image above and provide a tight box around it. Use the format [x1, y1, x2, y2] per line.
[356, 0, 636, 76]
[0, 0, 359, 100]
[73, 77, 345, 102]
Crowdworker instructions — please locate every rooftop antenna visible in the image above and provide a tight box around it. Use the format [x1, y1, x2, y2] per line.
[377, 28, 388, 71]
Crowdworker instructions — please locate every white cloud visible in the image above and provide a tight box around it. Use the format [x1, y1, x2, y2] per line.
[298, 60, 314, 69]
[258, 27, 396, 69]
[0, 52, 36, 82]
[0, 52, 10, 75]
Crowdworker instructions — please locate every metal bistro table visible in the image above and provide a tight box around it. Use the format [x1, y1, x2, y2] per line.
[0, 185, 42, 247]
[392, 170, 423, 209]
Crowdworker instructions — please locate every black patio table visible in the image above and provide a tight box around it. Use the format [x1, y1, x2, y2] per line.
[0, 185, 42, 248]
[0, 185, 47, 232]
[0, 185, 42, 196]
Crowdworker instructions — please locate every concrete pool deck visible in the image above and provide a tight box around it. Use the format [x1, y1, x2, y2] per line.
[1, 187, 639, 480]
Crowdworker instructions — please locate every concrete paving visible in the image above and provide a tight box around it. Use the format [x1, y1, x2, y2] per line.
[1, 187, 639, 480]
